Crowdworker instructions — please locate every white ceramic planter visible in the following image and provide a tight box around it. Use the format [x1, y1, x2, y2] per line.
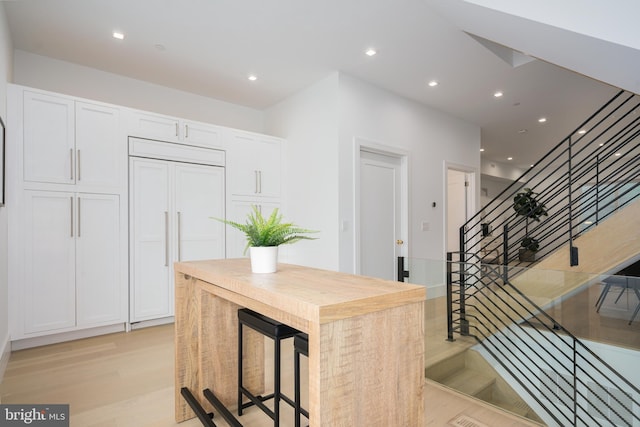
[250, 246, 279, 273]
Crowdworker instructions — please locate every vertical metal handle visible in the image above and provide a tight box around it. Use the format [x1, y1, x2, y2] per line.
[165, 211, 169, 267]
[77, 149, 81, 181]
[254, 170, 258, 193]
[185, 124, 189, 139]
[70, 149, 74, 180]
[177, 211, 182, 261]
[258, 170, 262, 194]
[175, 123, 179, 137]
[70, 197, 74, 237]
[77, 197, 81, 237]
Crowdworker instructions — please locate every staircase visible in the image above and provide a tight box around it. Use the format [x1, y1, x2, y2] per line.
[425, 348, 544, 424]
[445, 89, 640, 426]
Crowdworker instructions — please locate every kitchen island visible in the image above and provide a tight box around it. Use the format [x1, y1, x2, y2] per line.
[174, 258, 426, 426]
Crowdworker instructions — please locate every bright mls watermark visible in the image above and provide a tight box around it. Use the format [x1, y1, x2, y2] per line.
[0, 405, 69, 426]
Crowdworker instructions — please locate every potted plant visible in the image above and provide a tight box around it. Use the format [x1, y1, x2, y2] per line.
[215, 206, 317, 273]
[512, 188, 548, 262]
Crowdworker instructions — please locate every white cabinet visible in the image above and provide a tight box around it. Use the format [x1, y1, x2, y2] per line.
[75, 102, 122, 190]
[228, 131, 282, 199]
[23, 92, 74, 185]
[23, 191, 123, 334]
[126, 110, 225, 149]
[130, 156, 225, 322]
[23, 91, 122, 191]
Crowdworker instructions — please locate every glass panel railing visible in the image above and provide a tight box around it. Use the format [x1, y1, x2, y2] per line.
[399, 256, 640, 427]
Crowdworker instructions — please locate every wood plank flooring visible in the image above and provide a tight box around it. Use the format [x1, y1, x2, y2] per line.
[0, 308, 539, 427]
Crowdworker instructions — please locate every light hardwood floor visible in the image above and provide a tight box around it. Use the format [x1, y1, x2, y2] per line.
[0, 303, 540, 427]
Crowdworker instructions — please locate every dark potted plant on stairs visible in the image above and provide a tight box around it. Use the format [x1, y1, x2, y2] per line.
[513, 188, 548, 262]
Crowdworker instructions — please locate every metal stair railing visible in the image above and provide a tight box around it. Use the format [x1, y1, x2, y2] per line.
[464, 90, 640, 268]
[446, 252, 640, 427]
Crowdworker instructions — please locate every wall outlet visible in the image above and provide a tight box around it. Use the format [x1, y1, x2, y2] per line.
[421, 221, 429, 231]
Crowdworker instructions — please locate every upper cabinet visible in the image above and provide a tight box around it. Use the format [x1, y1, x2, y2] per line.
[228, 130, 282, 199]
[125, 110, 226, 150]
[23, 91, 122, 192]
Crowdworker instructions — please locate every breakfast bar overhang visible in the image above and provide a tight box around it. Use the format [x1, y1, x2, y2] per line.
[174, 259, 426, 426]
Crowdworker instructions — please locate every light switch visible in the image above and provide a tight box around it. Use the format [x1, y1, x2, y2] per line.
[421, 222, 429, 231]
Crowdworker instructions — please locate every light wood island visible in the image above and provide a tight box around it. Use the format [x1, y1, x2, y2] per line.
[174, 258, 426, 426]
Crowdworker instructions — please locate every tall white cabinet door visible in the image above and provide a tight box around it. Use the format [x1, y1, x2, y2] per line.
[130, 159, 171, 322]
[75, 103, 121, 190]
[174, 164, 226, 262]
[24, 191, 76, 333]
[76, 194, 122, 326]
[23, 92, 75, 184]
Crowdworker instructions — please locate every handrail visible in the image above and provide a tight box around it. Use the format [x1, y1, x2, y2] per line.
[464, 89, 640, 267]
[446, 252, 640, 426]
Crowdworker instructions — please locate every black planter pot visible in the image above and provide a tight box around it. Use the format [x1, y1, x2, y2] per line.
[519, 248, 537, 262]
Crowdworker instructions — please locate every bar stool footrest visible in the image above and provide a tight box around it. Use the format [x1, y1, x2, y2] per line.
[204, 388, 244, 427]
[180, 387, 217, 427]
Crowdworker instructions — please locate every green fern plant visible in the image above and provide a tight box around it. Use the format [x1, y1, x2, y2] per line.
[214, 206, 317, 254]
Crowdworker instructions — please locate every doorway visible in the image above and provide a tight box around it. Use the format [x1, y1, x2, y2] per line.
[446, 167, 475, 253]
[356, 145, 407, 280]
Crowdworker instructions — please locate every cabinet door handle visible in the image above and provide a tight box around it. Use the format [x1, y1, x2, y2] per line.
[175, 123, 179, 137]
[77, 149, 81, 181]
[258, 170, 262, 194]
[70, 148, 74, 181]
[185, 124, 189, 139]
[77, 197, 82, 237]
[177, 211, 182, 261]
[165, 211, 169, 267]
[70, 197, 74, 237]
[254, 170, 258, 194]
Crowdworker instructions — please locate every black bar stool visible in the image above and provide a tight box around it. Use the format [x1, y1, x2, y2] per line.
[238, 308, 299, 426]
[293, 333, 309, 427]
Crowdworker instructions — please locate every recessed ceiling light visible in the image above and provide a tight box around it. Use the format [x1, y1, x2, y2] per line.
[615, 152, 622, 156]
[538, 117, 547, 123]
[428, 80, 438, 87]
[155, 44, 166, 51]
[248, 75, 257, 81]
[530, 164, 534, 168]
[507, 157, 513, 161]
[480, 148, 485, 152]
[494, 91, 503, 98]
[112, 31, 125, 40]
[518, 129, 528, 134]
[365, 48, 377, 56]
[578, 129, 587, 134]
[599, 143, 604, 146]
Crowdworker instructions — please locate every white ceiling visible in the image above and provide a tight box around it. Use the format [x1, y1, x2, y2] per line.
[3, 0, 619, 169]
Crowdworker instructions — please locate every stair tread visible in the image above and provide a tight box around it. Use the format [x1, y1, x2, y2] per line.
[442, 368, 495, 397]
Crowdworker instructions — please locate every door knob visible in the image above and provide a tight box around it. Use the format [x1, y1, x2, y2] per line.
[396, 239, 404, 245]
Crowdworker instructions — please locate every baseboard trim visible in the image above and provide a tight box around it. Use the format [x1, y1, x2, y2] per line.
[11, 323, 127, 351]
[130, 316, 174, 330]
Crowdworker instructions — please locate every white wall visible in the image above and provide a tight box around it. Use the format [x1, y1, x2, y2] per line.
[337, 74, 481, 273]
[13, 50, 264, 133]
[264, 74, 340, 270]
[265, 73, 481, 279]
[0, 2, 13, 381]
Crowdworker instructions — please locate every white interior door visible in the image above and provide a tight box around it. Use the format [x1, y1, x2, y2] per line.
[359, 150, 403, 280]
[446, 168, 474, 253]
